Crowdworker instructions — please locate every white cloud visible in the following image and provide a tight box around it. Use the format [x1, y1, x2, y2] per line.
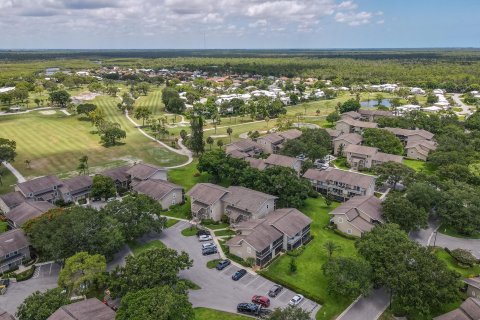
[0, 0, 384, 47]
[335, 10, 383, 26]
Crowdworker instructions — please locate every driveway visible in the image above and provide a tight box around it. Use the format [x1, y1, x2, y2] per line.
[143, 221, 321, 318]
[0, 262, 61, 316]
[336, 288, 389, 320]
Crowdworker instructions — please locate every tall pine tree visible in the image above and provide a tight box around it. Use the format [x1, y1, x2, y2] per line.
[190, 115, 205, 156]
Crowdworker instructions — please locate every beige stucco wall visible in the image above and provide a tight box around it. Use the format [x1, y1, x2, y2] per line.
[467, 285, 480, 299]
[406, 148, 427, 161]
[256, 138, 274, 154]
[333, 215, 362, 237]
[229, 241, 256, 260]
[160, 189, 183, 210]
[335, 121, 351, 134]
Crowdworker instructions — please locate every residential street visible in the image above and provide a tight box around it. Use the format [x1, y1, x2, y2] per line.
[145, 221, 321, 318]
[452, 93, 472, 115]
[0, 262, 61, 316]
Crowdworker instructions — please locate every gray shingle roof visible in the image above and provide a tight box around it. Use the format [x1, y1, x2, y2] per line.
[100, 165, 130, 183]
[223, 186, 277, 213]
[385, 127, 434, 140]
[126, 163, 165, 180]
[303, 168, 376, 189]
[265, 154, 299, 168]
[278, 129, 302, 140]
[345, 144, 378, 156]
[186, 183, 229, 205]
[6, 201, 55, 226]
[333, 133, 363, 145]
[0, 308, 15, 320]
[0, 229, 29, 257]
[62, 176, 93, 193]
[132, 179, 182, 200]
[228, 208, 311, 251]
[0, 191, 25, 209]
[433, 297, 480, 320]
[245, 158, 267, 170]
[17, 176, 62, 195]
[48, 298, 116, 320]
[338, 118, 378, 129]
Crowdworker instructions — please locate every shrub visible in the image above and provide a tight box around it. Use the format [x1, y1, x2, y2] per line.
[449, 249, 478, 267]
[286, 246, 305, 257]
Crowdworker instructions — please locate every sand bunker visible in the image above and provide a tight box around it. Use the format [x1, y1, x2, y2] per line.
[72, 92, 101, 101]
[39, 110, 56, 115]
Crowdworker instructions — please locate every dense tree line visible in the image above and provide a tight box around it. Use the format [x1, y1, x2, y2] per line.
[24, 194, 167, 261]
[281, 128, 332, 161]
[197, 150, 312, 208]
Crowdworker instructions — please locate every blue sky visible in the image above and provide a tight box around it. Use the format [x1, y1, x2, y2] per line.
[0, 0, 479, 49]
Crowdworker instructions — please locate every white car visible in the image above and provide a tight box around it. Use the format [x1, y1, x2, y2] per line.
[201, 242, 216, 249]
[288, 294, 304, 306]
[198, 235, 213, 242]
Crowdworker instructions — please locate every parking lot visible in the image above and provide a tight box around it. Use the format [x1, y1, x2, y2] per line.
[155, 221, 320, 318]
[0, 262, 61, 315]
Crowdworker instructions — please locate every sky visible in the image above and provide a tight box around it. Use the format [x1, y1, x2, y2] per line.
[0, 0, 479, 49]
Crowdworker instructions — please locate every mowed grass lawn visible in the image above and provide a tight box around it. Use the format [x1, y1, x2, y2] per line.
[0, 167, 16, 194]
[194, 307, 250, 320]
[261, 197, 357, 320]
[0, 94, 187, 179]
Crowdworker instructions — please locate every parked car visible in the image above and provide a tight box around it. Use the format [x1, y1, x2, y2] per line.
[268, 284, 283, 298]
[288, 294, 304, 306]
[252, 295, 270, 307]
[196, 229, 211, 237]
[216, 259, 231, 270]
[232, 269, 247, 281]
[198, 235, 213, 242]
[237, 303, 260, 315]
[201, 242, 216, 250]
[202, 247, 217, 256]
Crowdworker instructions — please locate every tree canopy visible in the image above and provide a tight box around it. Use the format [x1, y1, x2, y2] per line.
[281, 128, 332, 161]
[115, 285, 194, 320]
[109, 247, 192, 297]
[16, 288, 70, 320]
[0, 138, 17, 163]
[357, 224, 460, 318]
[363, 128, 404, 155]
[25, 206, 124, 261]
[322, 257, 372, 299]
[381, 193, 428, 232]
[102, 194, 166, 241]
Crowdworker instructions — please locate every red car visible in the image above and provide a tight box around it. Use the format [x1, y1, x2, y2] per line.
[252, 295, 270, 307]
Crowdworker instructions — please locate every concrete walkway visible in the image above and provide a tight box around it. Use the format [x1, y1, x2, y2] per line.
[0, 107, 54, 116]
[125, 111, 193, 169]
[2, 161, 26, 182]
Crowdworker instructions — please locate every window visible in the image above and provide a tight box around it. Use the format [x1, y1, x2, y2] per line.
[347, 229, 352, 234]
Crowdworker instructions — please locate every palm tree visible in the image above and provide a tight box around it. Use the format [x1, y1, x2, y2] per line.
[206, 136, 214, 150]
[226, 127, 233, 143]
[24, 160, 31, 169]
[217, 139, 224, 150]
[323, 240, 342, 259]
[78, 155, 89, 174]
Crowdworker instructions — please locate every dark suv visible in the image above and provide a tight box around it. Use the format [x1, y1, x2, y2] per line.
[268, 284, 283, 297]
[237, 303, 260, 315]
[202, 247, 217, 256]
[196, 229, 211, 237]
[216, 259, 231, 270]
[232, 269, 247, 281]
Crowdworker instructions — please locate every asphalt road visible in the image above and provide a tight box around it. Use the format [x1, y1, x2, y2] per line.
[337, 288, 389, 320]
[152, 221, 321, 318]
[0, 262, 61, 316]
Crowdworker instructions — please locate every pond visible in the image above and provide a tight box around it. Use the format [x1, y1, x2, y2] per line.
[360, 99, 391, 107]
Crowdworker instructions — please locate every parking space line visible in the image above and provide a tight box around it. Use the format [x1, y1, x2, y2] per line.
[244, 275, 259, 286]
[254, 279, 268, 289]
[274, 289, 288, 300]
